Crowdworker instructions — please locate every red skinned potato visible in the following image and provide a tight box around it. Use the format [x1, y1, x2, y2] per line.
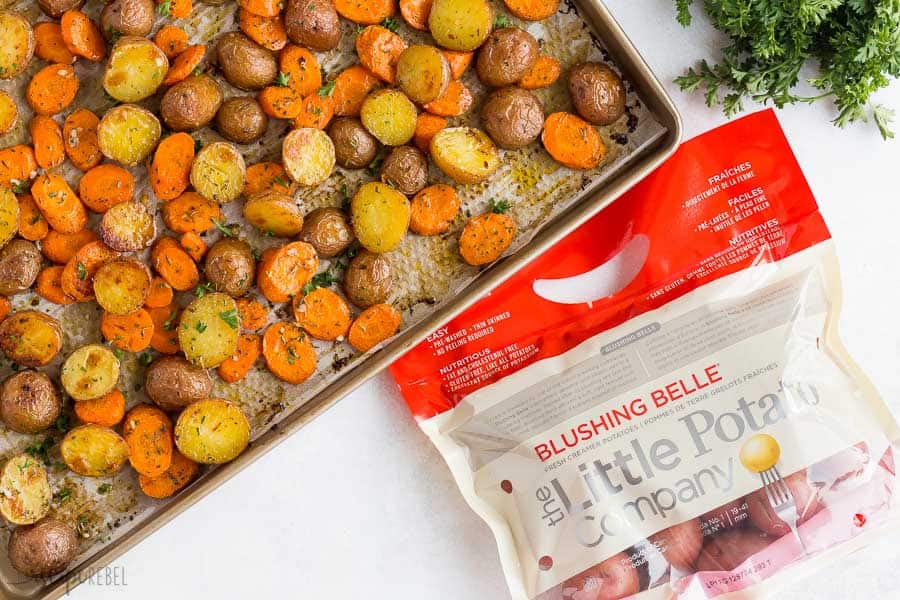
[648, 518, 702, 572]
[747, 469, 821, 536]
[699, 497, 750, 534]
[695, 528, 773, 572]
[561, 552, 640, 599]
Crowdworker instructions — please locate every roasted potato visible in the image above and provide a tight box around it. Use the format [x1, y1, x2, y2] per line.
[329, 117, 379, 169]
[380, 146, 428, 196]
[282, 128, 335, 186]
[174, 398, 250, 464]
[343, 250, 393, 307]
[179, 292, 240, 367]
[430, 127, 500, 183]
[360, 90, 418, 146]
[100, 0, 155, 39]
[696, 528, 773, 572]
[99, 201, 156, 252]
[0, 370, 61, 434]
[568, 62, 627, 126]
[299, 207, 354, 257]
[191, 141, 246, 203]
[215, 96, 268, 144]
[428, 0, 492, 52]
[397, 45, 451, 104]
[351, 182, 410, 253]
[0, 187, 18, 247]
[61, 424, 129, 477]
[103, 37, 168, 103]
[0, 311, 62, 367]
[648, 519, 703, 572]
[0, 239, 41, 296]
[38, 0, 83, 18]
[204, 239, 255, 296]
[216, 31, 277, 91]
[60, 344, 120, 401]
[0, 454, 51, 525]
[476, 28, 538, 87]
[160, 74, 224, 132]
[8, 518, 77, 578]
[92, 258, 152, 315]
[562, 553, 641, 598]
[243, 191, 304, 237]
[0, 91, 16, 134]
[284, 0, 341, 51]
[481, 87, 544, 149]
[98, 104, 161, 166]
[144, 356, 212, 412]
[0, 12, 35, 80]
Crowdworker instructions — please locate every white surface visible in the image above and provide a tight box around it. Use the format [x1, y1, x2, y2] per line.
[72, 2, 900, 598]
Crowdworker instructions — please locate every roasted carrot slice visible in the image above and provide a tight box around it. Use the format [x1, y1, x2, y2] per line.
[423, 79, 473, 117]
[258, 85, 304, 120]
[239, 9, 287, 51]
[279, 45, 322, 97]
[520, 54, 561, 89]
[100, 308, 154, 352]
[17, 194, 49, 242]
[458, 212, 516, 266]
[217, 333, 261, 383]
[331, 65, 380, 117]
[262, 321, 317, 384]
[41, 229, 98, 264]
[162, 44, 205, 86]
[35, 266, 76, 305]
[243, 163, 296, 197]
[74, 389, 126, 427]
[409, 184, 460, 235]
[400, 0, 432, 30]
[150, 132, 195, 201]
[256, 242, 319, 303]
[541, 112, 605, 170]
[335, 0, 395, 24]
[413, 113, 447, 153]
[239, 0, 281, 17]
[34, 22, 76, 64]
[442, 50, 473, 80]
[348, 304, 402, 352]
[356, 26, 407, 84]
[145, 277, 174, 308]
[236, 297, 269, 330]
[293, 287, 351, 341]
[153, 25, 189, 60]
[63, 109, 102, 171]
[502, 0, 560, 20]
[151, 236, 200, 291]
[179, 231, 206, 261]
[160, 192, 221, 233]
[138, 450, 198, 499]
[60, 10, 106, 62]
[31, 172, 88, 234]
[0, 146, 36, 189]
[292, 94, 335, 130]
[79, 164, 134, 213]
[26, 63, 79, 116]
[147, 303, 181, 354]
[123, 404, 174, 478]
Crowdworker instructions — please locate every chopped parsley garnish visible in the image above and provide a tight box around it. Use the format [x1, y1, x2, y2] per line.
[195, 281, 215, 297]
[76, 261, 87, 280]
[489, 198, 511, 214]
[211, 218, 237, 237]
[25, 437, 54, 466]
[381, 16, 400, 32]
[138, 352, 153, 367]
[493, 15, 511, 29]
[53, 488, 72, 503]
[275, 71, 291, 87]
[156, 0, 171, 16]
[317, 80, 336, 97]
[219, 309, 239, 329]
[97, 483, 112, 495]
[195, 321, 208, 333]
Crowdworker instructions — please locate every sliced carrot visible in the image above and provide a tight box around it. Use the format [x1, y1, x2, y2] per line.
[163, 0, 193, 19]
[17, 194, 49, 242]
[502, 0, 559, 20]
[441, 50, 473, 80]
[123, 404, 173, 478]
[31, 172, 88, 234]
[139, 450, 198, 499]
[63, 109, 102, 172]
[60, 10, 106, 62]
[26, 64, 79, 116]
[293, 287, 351, 341]
[78, 164, 134, 213]
[150, 132, 195, 201]
[348, 304, 402, 352]
[151, 236, 200, 291]
[258, 85, 304, 119]
[400, 0, 432, 30]
[243, 162, 296, 197]
[0, 146, 36, 189]
[292, 94, 335, 130]
[520, 54, 561, 89]
[236, 297, 268, 330]
[239, 0, 281, 17]
[147, 303, 180, 354]
[331, 65, 380, 117]
[356, 26, 407, 84]
[262, 321, 316, 384]
[145, 277, 174, 308]
[409, 184, 460, 235]
[153, 25, 189, 60]
[458, 212, 516, 265]
[256, 242, 319, 303]
[424, 80, 473, 117]
[35, 266, 76, 305]
[413, 113, 447, 153]
[239, 9, 287, 51]
[162, 44, 206, 86]
[74, 389, 126, 427]
[217, 332, 261, 383]
[541, 112, 605, 170]
[161, 191, 221, 234]
[279, 45, 322, 97]
[34, 22, 76, 64]
[41, 229, 98, 264]
[179, 231, 206, 262]
[0, 297, 9, 322]
[100, 308, 154, 352]
[61, 241, 118, 301]
[334, 0, 395, 24]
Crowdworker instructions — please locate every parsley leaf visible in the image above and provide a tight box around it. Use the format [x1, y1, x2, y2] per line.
[97, 483, 112, 495]
[195, 321, 207, 333]
[275, 71, 291, 87]
[490, 198, 511, 214]
[195, 281, 214, 297]
[76, 261, 87, 280]
[318, 80, 336, 97]
[156, 0, 171, 16]
[218, 309, 239, 329]
[493, 15, 511, 29]
[211, 218, 237, 237]
[365, 156, 383, 176]
[381, 16, 400, 32]
[25, 437, 54, 466]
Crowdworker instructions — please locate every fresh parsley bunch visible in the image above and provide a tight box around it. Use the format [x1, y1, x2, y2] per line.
[674, 0, 900, 139]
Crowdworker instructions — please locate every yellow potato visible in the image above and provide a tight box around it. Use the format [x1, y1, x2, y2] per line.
[99, 201, 156, 252]
[98, 104, 161, 166]
[282, 128, 334, 186]
[397, 45, 451, 104]
[351, 182, 410, 253]
[360, 90, 417, 146]
[190, 141, 246, 204]
[0, 90, 18, 134]
[60, 344, 121, 401]
[430, 127, 500, 183]
[0, 310, 61, 367]
[0, 454, 51, 525]
[102, 36, 168, 103]
[243, 191, 304, 237]
[93, 258, 152, 315]
[428, 0, 492, 52]
[174, 398, 250, 464]
[0, 11, 34, 80]
[178, 292, 240, 368]
[60, 425, 129, 477]
[0, 187, 19, 247]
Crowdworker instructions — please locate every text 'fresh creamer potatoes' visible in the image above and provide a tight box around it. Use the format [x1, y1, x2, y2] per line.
[390, 110, 900, 599]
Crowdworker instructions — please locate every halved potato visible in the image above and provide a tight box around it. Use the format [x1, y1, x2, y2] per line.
[190, 142, 246, 204]
[178, 292, 240, 368]
[242, 191, 304, 237]
[99, 201, 156, 252]
[0, 90, 18, 134]
[397, 45, 451, 104]
[93, 258, 152, 315]
[0, 454, 51, 525]
[0, 187, 19, 247]
[0, 11, 35, 80]
[430, 127, 500, 183]
[0, 310, 61, 367]
[428, 0, 492, 52]
[60, 425, 129, 477]
[174, 398, 250, 464]
[98, 104, 161, 166]
[60, 344, 120, 401]
[351, 182, 410, 253]
[282, 128, 335, 186]
[102, 36, 168, 103]
[360, 90, 417, 146]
